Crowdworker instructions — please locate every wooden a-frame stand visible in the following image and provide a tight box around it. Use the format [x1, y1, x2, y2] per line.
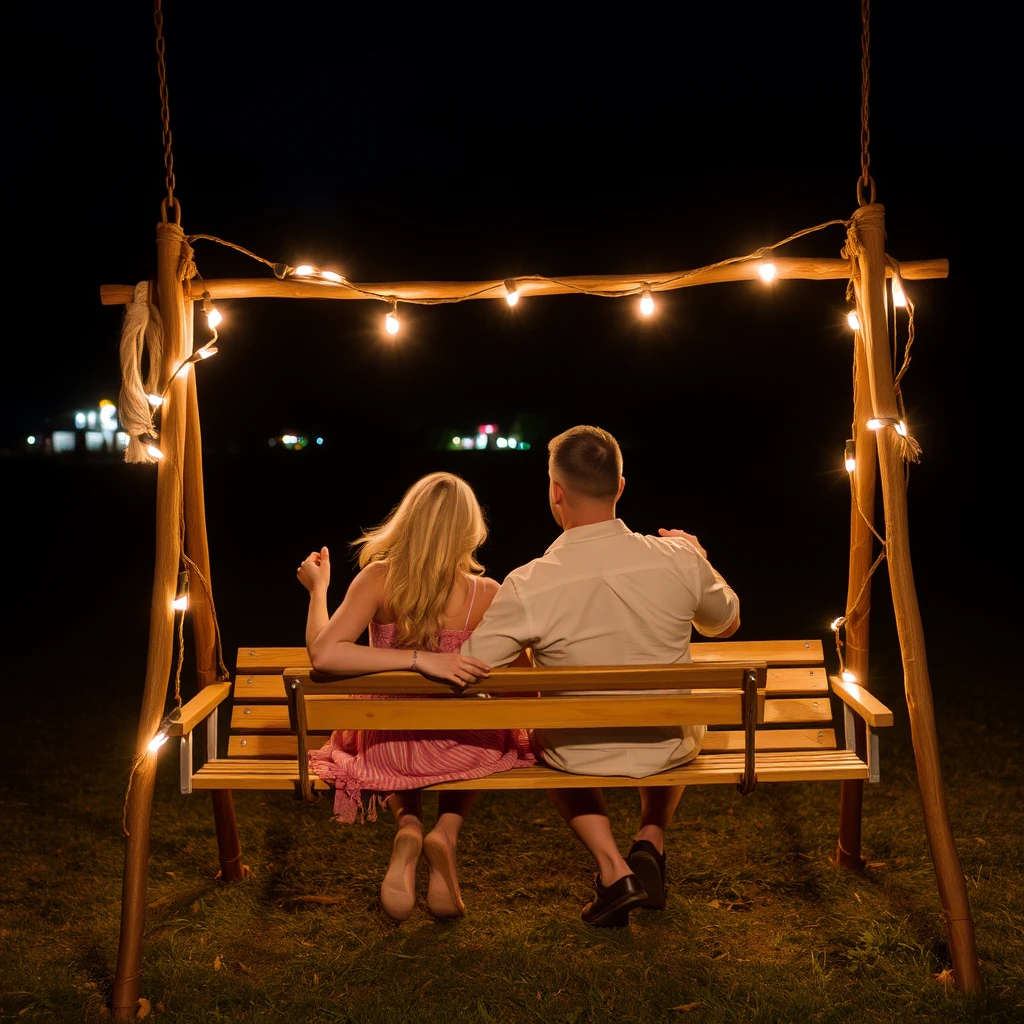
[102, 203, 981, 1018]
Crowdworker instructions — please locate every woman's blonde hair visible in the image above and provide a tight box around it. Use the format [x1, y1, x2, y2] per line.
[352, 472, 487, 650]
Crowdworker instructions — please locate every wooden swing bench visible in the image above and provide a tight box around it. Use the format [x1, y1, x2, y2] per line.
[172, 638, 893, 799]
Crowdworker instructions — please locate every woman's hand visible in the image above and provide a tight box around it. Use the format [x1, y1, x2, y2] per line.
[658, 528, 706, 559]
[297, 547, 330, 593]
[414, 651, 491, 690]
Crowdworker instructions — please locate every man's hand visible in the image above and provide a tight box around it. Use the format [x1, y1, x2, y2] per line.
[414, 651, 491, 690]
[297, 546, 330, 592]
[658, 528, 706, 559]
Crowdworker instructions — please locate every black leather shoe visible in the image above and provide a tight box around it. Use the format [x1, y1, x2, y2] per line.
[627, 840, 667, 909]
[581, 872, 648, 927]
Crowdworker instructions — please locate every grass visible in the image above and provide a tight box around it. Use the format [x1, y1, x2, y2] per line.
[2, 659, 1022, 1024]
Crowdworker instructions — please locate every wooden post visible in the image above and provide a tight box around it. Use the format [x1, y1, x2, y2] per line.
[849, 203, 981, 991]
[836, 331, 878, 870]
[182, 333, 247, 882]
[112, 220, 193, 1019]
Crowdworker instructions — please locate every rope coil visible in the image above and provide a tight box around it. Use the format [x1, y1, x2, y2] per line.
[118, 282, 164, 464]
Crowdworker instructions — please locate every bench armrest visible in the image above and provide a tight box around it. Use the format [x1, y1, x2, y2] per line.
[168, 682, 232, 736]
[829, 676, 893, 728]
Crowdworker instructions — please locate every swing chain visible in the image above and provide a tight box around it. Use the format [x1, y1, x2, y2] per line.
[154, 0, 178, 221]
[857, 0, 876, 206]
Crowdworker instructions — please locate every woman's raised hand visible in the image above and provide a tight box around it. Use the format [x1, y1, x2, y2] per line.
[297, 547, 330, 592]
[414, 651, 491, 689]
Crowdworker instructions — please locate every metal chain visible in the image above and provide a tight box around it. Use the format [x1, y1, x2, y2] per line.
[857, 0, 876, 206]
[154, 0, 177, 219]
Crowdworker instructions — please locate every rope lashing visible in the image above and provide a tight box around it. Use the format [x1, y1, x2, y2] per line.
[118, 281, 164, 464]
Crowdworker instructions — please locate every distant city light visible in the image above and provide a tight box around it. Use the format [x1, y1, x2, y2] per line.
[316, 437, 323, 445]
[99, 401, 118, 430]
[475, 433, 487, 449]
[507, 436, 517, 447]
[75, 412, 86, 429]
[482, 424, 496, 435]
[27, 435, 36, 445]
[496, 437, 508, 448]
[452, 437, 461, 445]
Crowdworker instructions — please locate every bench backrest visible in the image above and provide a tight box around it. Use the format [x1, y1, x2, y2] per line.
[228, 640, 831, 759]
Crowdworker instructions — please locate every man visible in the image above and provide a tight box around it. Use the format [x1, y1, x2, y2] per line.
[462, 425, 740, 926]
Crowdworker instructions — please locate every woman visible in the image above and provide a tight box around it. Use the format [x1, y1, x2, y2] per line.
[296, 471, 534, 922]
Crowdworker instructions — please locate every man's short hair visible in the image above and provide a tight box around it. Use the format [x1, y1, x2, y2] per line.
[548, 425, 623, 499]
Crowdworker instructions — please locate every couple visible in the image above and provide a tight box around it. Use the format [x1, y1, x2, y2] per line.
[297, 425, 740, 926]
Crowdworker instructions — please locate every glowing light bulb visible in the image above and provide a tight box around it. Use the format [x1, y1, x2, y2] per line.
[639, 285, 654, 317]
[866, 418, 883, 431]
[206, 307, 222, 329]
[147, 393, 164, 408]
[891, 278, 907, 307]
[844, 439, 856, 473]
[895, 420, 908, 436]
[171, 595, 189, 611]
[148, 731, 169, 753]
[294, 265, 317, 277]
[841, 670, 857, 683]
[385, 311, 400, 335]
[321, 270, 344, 283]
[146, 444, 164, 460]
[504, 279, 520, 306]
[176, 363, 190, 378]
[197, 346, 217, 359]
[759, 262, 777, 283]
[847, 310, 861, 331]
[831, 617, 843, 632]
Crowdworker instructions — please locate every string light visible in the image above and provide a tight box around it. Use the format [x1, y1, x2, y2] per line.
[844, 439, 856, 473]
[841, 670, 857, 683]
[891, 277, 907, 308]
[504, 279, 520, 306]
[846, 310, 861, 331]
[196, 346, 218, 359]
[830, 616, 844, 633]
[146, 444, 164, 460]
[639, 284, 654, 317]
[147, 393, 164, 408]
[385, 300, 400, 336]
[147, 707, 182, 753]
[171, 570, 190, 612]
[293, 265, 317, 277]
[758, 262, 777, 282]
[321, 271, 344, 283]
[201, 290, 222, 329]
[866, 417, 905, 432]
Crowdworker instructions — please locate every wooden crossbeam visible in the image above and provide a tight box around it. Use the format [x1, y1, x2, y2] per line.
[99, 258, 947, 306]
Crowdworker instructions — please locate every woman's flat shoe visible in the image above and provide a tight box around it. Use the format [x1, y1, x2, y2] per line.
[581, 872, 648, 927]
[423, 830, 465, 918]
[381, 828, 422, 921]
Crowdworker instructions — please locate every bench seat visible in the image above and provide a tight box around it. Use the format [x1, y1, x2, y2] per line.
[172, 639, 890, 798]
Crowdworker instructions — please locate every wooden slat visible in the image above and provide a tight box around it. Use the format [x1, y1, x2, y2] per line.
[287, 663, 764, 695]
[763, 697, 832, 724]
[169, 682, 232, 736]
[240, 640, 824, 674]
[190, 748, 868, 792]
[227, 726, 836, 759]
[303, 693, 752, 731]
[231, 705, 291, 731]
[830, 676, 895, 727]
[233, 674, 287, 700]
[766, 667, 827, 694]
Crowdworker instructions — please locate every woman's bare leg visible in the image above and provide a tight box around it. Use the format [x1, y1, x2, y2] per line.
[381, 791, 424, 921]
[423, 790, 479, 917]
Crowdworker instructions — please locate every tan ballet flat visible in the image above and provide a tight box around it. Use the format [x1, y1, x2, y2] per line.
[381, 827, 422, 921]
[423, 830, 465, 918]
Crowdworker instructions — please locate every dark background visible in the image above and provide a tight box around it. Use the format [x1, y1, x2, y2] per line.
[3, 4, 1013, 686]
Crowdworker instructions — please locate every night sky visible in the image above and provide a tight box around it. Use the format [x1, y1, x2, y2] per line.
[8, 4, 1013, 648]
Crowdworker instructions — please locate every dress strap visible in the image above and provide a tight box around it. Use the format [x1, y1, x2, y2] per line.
[462, 575, 479, 631]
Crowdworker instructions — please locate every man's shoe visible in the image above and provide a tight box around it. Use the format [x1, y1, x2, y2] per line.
[581, 872, 648, 927]
[627, 840, 667, 909]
